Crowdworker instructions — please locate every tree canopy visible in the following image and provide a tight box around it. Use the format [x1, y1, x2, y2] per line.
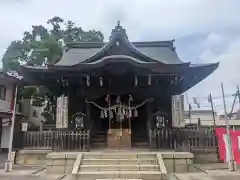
[2, 16, 104, 73]
[1, 16, 104, 124]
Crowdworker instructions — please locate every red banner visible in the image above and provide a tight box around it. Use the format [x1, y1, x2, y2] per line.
[215, 128, 240, 165]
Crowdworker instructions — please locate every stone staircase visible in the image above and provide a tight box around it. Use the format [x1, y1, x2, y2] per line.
[73, 152, 167, 180]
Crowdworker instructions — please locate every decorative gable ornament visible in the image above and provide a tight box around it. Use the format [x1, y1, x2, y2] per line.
[109, 21, 128, 40]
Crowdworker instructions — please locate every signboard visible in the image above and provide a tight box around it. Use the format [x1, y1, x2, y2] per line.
[56, 95, 68, 128]
[215, 128, 240, 165]
[21, 122, 28, 131]
[172, 95, 185, 127]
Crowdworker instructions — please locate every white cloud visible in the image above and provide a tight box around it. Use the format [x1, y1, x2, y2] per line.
[186, 34, 240, 112]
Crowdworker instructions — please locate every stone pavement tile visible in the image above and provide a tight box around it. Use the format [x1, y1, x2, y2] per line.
[195, 163, 229, 170]
[0, 169, 37, 175]
[195, 163, 240, 171]
[170, 173, 213, 180]
[0, 176, 46, 180]
[211, 175, 240, 180]
[172, 169, 240, 180]
[33, 169, 65, 180]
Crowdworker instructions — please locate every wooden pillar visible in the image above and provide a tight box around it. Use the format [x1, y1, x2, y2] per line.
[146, 101, 155, 149]
[0, 118, 2, 152]
[86, 102, 91, 130]
[146, 101, 153, 129]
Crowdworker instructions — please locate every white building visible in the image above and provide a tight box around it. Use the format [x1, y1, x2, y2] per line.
[0, 71, 23, 152]
[184, 109, 240, 126]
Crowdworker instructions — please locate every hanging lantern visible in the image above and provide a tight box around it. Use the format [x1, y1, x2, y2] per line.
[100, 110, 104, 118]
[129, 94, 133, 101]
[100, 76, 103, 86]
[148, 74, 152, 85]
[86, 75, 90, 86]
[134, 109, 138, 117]
[116, 96, 121, 104]
[134, 76, 138, 86]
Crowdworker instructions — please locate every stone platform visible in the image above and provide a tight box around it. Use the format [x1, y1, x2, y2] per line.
[16, 150, 195, 180]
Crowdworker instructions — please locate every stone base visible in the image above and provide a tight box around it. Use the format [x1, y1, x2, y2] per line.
[16, 149, 52, 165]
[192, 149, 219, 164]
[161, 151, 194, 173]
[46, 152, 78, 174]
[16, 150, 195, 175]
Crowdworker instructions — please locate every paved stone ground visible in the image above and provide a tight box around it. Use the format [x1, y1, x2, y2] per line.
[171, 164, 240, 180]
[0, 161, 240, 180]
[0, 153, 7, 169]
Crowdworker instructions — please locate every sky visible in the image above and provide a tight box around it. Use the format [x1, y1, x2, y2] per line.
[0, 0, 240, 113]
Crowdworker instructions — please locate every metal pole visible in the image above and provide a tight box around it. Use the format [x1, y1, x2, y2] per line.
[5, 85, 18, 172]
[189, 104, 192, 124]
[221, 82, 236, 171]
[237, 85, 240, 109]
[209, 93, 220, 161]
[209, 93, 216, 126]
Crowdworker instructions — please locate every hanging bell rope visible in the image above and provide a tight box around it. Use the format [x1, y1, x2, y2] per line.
[107, 95, 111, 134]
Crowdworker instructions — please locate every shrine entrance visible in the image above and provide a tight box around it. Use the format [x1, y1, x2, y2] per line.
[90, 94, 150, 149]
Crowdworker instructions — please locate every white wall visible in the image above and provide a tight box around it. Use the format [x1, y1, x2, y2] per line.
[22, 98, 46, 126]
[1, 124, 10, 149]
[0, 78, 14, 111]
[185, 117, 240, 126]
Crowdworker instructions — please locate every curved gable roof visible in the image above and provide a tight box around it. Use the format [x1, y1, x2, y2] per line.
[55, 22, 185, 66]
[55, 39, 185, 66]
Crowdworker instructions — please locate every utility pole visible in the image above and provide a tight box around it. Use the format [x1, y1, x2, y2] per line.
[5, 85, 18, 172]
[209, 93, 220, 161]
[237, 85, 240, 109]
[209, 93, 216, 126]
[221, 82, 236, 171]
[188, 103, 192, 124]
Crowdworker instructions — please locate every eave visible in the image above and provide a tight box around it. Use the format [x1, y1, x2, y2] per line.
[20, 61, 219, 96]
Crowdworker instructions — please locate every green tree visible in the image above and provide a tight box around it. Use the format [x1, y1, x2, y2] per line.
[1, 16, 104, 124]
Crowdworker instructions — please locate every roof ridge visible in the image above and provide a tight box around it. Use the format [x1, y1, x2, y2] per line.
[65, 40, 175, 49]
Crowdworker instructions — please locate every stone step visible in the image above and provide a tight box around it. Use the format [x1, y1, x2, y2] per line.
[79, 164, 160, 171]
[132, 142, 149, 147]
[91, 142, 107, 146]
[92, 132, 107, 135]
[82, 153, 156, 159]
[76, 171, 164, 180]
[92, 138, 107, 142]
[81, 159, 158, 165]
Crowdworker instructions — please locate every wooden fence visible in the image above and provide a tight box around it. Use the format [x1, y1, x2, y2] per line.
[23, 130, 90, 151]
[23, 127, 218, 153]
[152, 126, 217, 151]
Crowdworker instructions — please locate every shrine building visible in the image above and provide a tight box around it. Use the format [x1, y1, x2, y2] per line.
[21, 22, 218, 150]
